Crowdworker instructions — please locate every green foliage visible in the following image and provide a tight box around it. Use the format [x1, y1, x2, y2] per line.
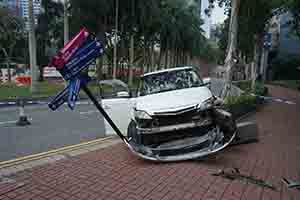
[0, 7, 26, 62]
[235, 80, 268, 96]
[224, 93, 258, 117]
[270, 57, 300, 80]
[225, 94, 257, 108]
[36, 0, 64, 81]
[286, 0, 300, 38]
[0, 81, 101, 100]
[0, 82, 64, 100]
[69, 0, 210, 72]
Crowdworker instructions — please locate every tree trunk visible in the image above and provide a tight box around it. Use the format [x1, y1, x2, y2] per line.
[150, 42, 155, 69]
[2, 48, 11, 82]
[113, 0, 119, 79]
[157, 44, 163, 70]
[224, 0, 240, 83]
[164, 50, 168, 69]
[64, 0, 69, 45]
[128, 0, 135, 86]
[143, 40, 147, 72]
[96, 57, 103, 81]
[260, 47, 269, 82]
[128, 34, 134, 86]
[252, 35, 260, 90]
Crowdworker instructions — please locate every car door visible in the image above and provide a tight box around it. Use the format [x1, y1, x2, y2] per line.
[102, 98, 135, 136]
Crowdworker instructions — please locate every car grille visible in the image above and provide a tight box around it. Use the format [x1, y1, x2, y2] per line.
[153, 109, 211, 127]
[140, 125, 215, 146]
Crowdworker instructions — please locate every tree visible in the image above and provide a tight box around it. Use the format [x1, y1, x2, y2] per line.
[36, 0, 64, 81]
[0, 7, 25, 82]
[68, 0, 208, 81]
[286, 0, 300, 38]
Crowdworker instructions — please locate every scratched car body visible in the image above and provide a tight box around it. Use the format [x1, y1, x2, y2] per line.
[125, 66, 237, 161]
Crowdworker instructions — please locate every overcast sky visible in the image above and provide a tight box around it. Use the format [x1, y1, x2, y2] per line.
[211, 3, 227, 24]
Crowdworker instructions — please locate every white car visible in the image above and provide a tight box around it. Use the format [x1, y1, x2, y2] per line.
[124, 66, 237, 161]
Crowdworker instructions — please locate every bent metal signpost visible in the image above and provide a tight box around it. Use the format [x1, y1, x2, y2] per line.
[48, 28, 128, 143]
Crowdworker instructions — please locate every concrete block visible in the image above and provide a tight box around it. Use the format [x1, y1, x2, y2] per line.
[231, 121, 259, 146]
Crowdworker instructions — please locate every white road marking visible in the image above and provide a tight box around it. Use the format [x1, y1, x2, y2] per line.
[0, 120, 17, 125]
[0, 118, 33, 125]
[79, 110, 98, 115]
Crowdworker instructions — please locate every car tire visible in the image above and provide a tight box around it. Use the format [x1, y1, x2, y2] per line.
[127, 120, 138, 144]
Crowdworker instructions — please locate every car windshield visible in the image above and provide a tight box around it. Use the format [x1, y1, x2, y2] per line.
[139, 69, 204, 96]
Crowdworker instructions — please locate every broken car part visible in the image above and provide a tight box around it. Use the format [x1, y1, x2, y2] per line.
[282, 178, 300, 189]
[212, 168, 276, 191]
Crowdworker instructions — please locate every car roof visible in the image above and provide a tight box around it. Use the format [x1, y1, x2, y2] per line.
[142, 66, 194, 77]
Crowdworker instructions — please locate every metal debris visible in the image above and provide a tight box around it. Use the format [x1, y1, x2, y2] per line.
[211, 168, 277, 191]
[282, 178, 300, 189]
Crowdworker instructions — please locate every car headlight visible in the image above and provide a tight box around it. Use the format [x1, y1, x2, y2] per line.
[134, 110, 152, 120]
[197, 97, 214, 111]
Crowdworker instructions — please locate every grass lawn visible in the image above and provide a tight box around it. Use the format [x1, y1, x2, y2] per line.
[270, 80, 300, 91]
[0, 81, 101, 100]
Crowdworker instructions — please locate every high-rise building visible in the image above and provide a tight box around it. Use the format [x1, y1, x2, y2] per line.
[20, 0, 41, 29]
[0, 0, 22, 17]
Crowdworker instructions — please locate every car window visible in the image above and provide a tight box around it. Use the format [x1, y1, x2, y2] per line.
[138, 69, 204, 96]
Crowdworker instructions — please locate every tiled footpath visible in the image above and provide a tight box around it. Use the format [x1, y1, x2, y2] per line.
[0, 85, 300, 200]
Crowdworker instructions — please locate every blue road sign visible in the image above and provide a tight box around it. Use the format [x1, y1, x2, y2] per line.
[48, 85, 70, 111]
[48, 75, 91, 111]
[68, 78, 81, 110]
[63, 40, 104, 80]
[263, 33, 272, 49]
[49, 28, 104, 111]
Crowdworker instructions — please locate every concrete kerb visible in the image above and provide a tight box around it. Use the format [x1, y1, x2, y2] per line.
[0, 136, 121, 177]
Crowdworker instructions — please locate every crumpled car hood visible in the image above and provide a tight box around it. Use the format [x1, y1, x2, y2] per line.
[135, 87, 212, 115]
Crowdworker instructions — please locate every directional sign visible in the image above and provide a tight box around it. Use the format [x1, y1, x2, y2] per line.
[48, 75, 91, 111]
[68, 78, 81, 110]
[48, 85, 70, 111]
[50, 28, 90, 69]
[263, 33, 272, 49]
[48, 28, 103, 111]
[62, 40, 104, 80]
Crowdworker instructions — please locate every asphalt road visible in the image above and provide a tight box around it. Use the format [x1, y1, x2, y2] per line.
[0, 104, 106, 162]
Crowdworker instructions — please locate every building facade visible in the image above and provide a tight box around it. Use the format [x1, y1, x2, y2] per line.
[20, 0, 41, 29]
[0, 0, 22, 16]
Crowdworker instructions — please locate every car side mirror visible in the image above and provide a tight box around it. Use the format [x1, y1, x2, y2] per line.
[117, 91, 131, 98]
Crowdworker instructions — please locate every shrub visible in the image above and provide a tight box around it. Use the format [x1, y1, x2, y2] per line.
[234, 80, 268, 96]
[224, 94, 258, 118]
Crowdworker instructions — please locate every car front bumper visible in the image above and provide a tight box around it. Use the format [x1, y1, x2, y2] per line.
[137, 118, 213, 135]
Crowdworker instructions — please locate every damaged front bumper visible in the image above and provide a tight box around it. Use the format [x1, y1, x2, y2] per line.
[127, 126, 236, 162]
[127, 108, 237, 162]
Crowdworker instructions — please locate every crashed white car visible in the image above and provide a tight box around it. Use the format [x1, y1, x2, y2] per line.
[125, 66, 237, 161]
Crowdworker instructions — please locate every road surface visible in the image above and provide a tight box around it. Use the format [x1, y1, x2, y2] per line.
[0, 104, 106, 162]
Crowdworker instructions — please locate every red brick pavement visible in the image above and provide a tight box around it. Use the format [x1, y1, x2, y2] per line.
[1, 85, 300, 200]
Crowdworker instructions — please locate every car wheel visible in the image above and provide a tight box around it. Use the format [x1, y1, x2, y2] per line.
[127, 120, 138, 144]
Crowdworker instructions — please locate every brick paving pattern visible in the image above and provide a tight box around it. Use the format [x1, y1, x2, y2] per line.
[0, 85, 300, 200]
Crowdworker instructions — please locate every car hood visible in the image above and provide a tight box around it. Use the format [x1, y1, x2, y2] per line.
[135, 87, 213, 115]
